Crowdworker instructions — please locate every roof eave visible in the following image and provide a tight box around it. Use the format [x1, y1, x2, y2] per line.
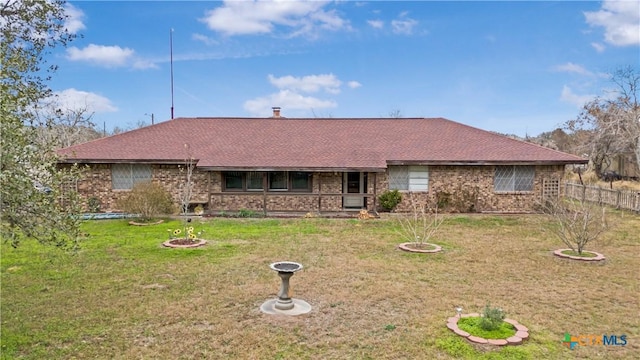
[58, 159, 190, 165]
[198, 166, 386, 173]
[386, 160, 588, 166]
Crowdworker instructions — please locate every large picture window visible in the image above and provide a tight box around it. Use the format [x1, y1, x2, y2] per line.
[388, 166, 428, 191]
[112, 164, 152, 190]
[494, 166, 535, 192]
[222, 171, 312, 192]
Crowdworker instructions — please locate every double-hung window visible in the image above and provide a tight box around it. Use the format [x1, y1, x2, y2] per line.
[388, 166, 429, 191]
[112, 164, 152, 190]
[494, 166, 535, 192]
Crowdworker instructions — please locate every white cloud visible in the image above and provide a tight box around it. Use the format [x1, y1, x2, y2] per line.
[584, 0, 640, 46]
[560, 85, 595, 107]
[244, 72, 357, 115]
[591, 42, 606, 52]
[132, 59, 158, 70]
[367, 19, 384, 29]
[50, 88, 117, 113]
[200, 0, 349, 37]
[268, 74, 342, 94]
[391, 12, 418, 35]
[66, 44, 133, 67]
[553, 62, 593, 76]
[64, 3, 86, 34]
[244, 90, 336, 116]
[192, 33, 218, 46]
[66, 44, 157, 69]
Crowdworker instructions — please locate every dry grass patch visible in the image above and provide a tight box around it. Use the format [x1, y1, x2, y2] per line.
[1, 213, 639, 359]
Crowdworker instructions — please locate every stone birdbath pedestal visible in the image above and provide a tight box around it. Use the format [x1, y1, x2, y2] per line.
[260, 261, 312, 316]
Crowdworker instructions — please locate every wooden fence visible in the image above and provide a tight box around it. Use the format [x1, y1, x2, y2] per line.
[564, 182, 640, 212]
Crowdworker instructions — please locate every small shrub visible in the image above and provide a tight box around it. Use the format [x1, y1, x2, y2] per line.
[457, 316, 516, 339]
[435, 191, 451, 209]
[437, 185, 479, 213]
[379, 190, 402, 211]
[87, 197, 101, 213]
[450, 185, 479, 213]
[117, 181, 174, 221]
[479, 303, 506, 331]
[237, 209, 259, 218]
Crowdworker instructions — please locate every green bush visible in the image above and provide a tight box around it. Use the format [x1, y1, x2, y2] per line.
[117, 181, 175, 220]
[87, 197, 101, 213]
[479, 303, 506, 331]
[378, 190, 402, 211]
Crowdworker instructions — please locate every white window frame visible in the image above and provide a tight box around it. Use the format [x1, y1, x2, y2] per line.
[388, 165, 429, 192]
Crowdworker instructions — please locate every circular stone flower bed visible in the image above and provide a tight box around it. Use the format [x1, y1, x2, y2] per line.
[446, 314, 529, 346]
[553, 249, 605, 261]
[162, 239, 207, 248]
[398, 242, 442, 253]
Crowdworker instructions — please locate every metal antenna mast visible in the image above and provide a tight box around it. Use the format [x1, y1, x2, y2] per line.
[170, 28, 174, 119]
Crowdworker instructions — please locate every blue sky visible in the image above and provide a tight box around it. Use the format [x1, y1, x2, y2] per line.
[49, 0, 639, 136]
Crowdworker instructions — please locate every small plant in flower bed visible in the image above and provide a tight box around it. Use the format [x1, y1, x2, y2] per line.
[167, 226, 203, 242]
[457, 304, 516, 339]
[457, 317, 516, 339]
[480, 303, 506, 331]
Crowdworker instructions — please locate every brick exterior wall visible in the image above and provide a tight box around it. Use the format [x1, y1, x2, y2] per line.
[73, 164, 209, 213]
[388, 165, 565, 213]
[73, 164, 565, 214]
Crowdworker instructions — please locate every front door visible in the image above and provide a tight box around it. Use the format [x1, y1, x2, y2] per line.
[343, 172, 364, 208]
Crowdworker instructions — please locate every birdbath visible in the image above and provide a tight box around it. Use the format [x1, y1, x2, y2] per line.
[260, 261, 311, 315]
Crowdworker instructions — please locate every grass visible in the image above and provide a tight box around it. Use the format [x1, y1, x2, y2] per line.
[560, 249, 598, 257]
[1, 213, 639, 359]
[457, 317, 516, 339]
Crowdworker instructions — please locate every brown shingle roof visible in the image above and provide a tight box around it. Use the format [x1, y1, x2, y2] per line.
[57, 117, 587, 170]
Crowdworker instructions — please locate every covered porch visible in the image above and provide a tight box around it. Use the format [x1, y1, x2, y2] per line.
[205, 170, 384, 215]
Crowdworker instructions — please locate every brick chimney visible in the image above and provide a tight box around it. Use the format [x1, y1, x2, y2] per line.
[272, 107, 281, 118]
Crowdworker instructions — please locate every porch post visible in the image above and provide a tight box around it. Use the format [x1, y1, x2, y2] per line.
[262, 172, 267, 216]
[318, 174, 322, 213]
[373, 172, 377, 211]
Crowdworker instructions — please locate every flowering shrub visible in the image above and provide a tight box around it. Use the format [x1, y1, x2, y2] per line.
[167, 226, 203, 240]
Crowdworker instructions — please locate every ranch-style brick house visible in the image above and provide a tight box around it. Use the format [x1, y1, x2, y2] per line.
[57, 111, 587, 215]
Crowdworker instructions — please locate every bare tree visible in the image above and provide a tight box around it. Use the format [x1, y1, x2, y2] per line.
[388, 109, 403, 118]
[539, 198, 608, 255]
[397, 193, 445, 248]
[32, 103, 101, 149]
[566, 66, 640, 178]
